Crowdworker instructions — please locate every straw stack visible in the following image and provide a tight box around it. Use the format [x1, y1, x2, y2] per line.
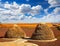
[31, 24, 55, 40]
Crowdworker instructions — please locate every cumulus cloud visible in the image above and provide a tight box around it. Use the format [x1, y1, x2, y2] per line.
[45, 0, 60, 14]
[3, 2, 43, 16]
[4, 1, 19, 9]
[40, 7, 60, 23]
[19, 4, 31, 14]
[40, 14, 60, 23]
[4, 2, 11, 9]
[30, 5, 43, 16]
[0, 2, 43, 19]
[19, 4, 43, 16]
[48, 0, 60, 7]
[53, 7, 60, 14]
[0, 1, 60, 23]
[0, 1, 44, 23]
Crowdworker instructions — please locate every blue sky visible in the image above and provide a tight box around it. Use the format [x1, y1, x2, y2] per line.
[1, 0, 50, 8]
[0, 0, 60, 23]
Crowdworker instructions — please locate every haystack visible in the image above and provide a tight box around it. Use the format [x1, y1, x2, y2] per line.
[31, 24, 55, 40]
[5, 24, 26, 38]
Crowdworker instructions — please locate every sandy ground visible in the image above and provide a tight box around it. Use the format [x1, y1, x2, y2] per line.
[30, 40, 60, 46]
[0, 38, 58, 46]
[0, 38, 38, 46]
[0, 24, 60, 46]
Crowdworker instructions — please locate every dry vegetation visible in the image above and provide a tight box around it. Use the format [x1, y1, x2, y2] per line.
[5, 26, 26, 38]
[0, 23, 60, 46]
[31, 24, 55, 40]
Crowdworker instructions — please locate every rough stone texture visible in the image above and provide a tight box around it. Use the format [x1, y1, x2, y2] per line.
[5, 26, 26, 38]
[31, 24, 55, 40]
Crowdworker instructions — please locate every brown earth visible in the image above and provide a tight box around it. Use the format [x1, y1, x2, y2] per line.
[28, 40, 60, 46]
[29, 23, 60, 46]
[0, 24, 37, 37]
[0, 23, 60, 46]
[51, 27, 60, 38]
[0, 28, 8, 37]
[29, 24, 60, 46]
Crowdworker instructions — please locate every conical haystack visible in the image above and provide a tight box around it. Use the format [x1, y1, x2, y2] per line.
[31, 24, 55, 40]
[5, 24, 26, 38]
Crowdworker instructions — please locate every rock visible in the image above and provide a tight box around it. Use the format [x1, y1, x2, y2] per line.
[31, 24, 55, 40]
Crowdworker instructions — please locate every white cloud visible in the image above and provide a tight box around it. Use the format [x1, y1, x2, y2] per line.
[45, 0, 60, 14]
[0, 1, 60, 23]
[0, 1, 43, 23]
[44, 8, 49, 14]
[4, 1, 19, 9]
[40, 14, 60, 23]
[39, 7, 60, 23]
[19, 4, 31, 14]
[30, 5, 43, 16]
[48, 0, 60, 7]
[53, 7, 60, 14]
[0, 2, 43, 16]
[0, 10, 11, 15]
[19, 4, 43, 16]
[0, 8, 6, 11]
[27, 16, 32, 19]
[4, 1, 11, 9]
[11, 2, 19, 9]
[19, 15, 24, 19]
